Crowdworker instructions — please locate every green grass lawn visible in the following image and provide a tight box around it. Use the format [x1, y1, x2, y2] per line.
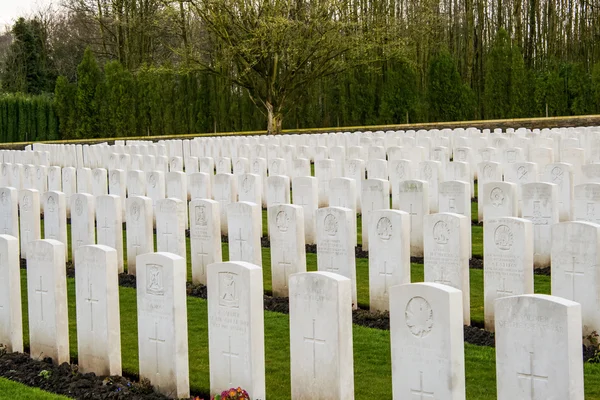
[0, 377, 70, 399]
[18, 201, 598, 399]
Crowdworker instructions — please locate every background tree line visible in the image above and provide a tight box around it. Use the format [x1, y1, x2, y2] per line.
[1, 0, 600, 140]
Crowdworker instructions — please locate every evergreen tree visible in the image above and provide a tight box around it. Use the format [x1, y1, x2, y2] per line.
[75, 48, 102, 138]
[105, 61, 137, 137]
[593, 62, 600, 113]
[1, 18, 56, 94]
[484, 29, 512, 119]
[379, 60, 418, 124]
[509, 46, 532, 118]
[427, 50, 467, 122]
[54, 75, 77, 139]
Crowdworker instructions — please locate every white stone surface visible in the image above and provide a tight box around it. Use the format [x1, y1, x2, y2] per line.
[75, 245, 121, 376]
[397, 180, 429, 257]
[573, 183, 600, 224]
[521, 182, 559, 268]
[269, 204, 306, 297]
[126, 196, 154, 275]
[418, 161, 442, 213]
[439, 180, 472, 257]
[495, 295, 583, 400]
[156, 198, 187, 261]
[368, 209, 410, 312]
[551, 221, 600, 336]
[19, 189, 41, 258]
[289, 272, 354, 400]
[316, 207, 357, 309]
[214, 173, 238, 235]
[189, 199, 222, 285]
[362, 178, 390, 249]
[542, 162, 573, 222]
[482, 181, 518, 221]
[70, 193, 95, 264]
[43, 191, 67, 258]
[484, 217, 534, 331]
[207, 261, 265, 400]
[137, 252, 189, 398]
[227, 201, 262, 266]
[0, 187, 19, 241]
[390, 282, 465, 400]
[292, 176, 319, 245]
[424, 212, 470, 325]
[0, 235, 22, 352]
[476, 161, 502, 221]
[96, 195, 124, 273]
[27, 239, 69, 364]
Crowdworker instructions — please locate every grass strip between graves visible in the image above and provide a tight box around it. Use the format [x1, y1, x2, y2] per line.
[0, 376, 71, 399]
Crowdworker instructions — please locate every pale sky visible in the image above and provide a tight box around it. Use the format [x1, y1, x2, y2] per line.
[0, 0, 55, 31]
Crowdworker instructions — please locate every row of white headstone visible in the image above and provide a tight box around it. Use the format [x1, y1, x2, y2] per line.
[0, 235, 586, 399]
[3, 178, 600, 336]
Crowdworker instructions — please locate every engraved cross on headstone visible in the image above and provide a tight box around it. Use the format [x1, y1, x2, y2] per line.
[379, 260, 393, 294]
[163, 222, 173, 253]
[517, 352, 548, 400]
[278, 252, 293, 288]
[234, 227, 246, 260]
[434, 266, 452, 286]
[223, 336, 239, 385]
[564, 256, 585, 302]
[410, 371, 434, 399]
[196, 242, 209, 276]
[303, 319, 325, 378]
[99, 216, 111, 242]
[148, 321, 165, 375]
[408, 204, 417, 233]
[35, 276, 48, 321]
[496, 278, 513, 297]
[85, 281, 99, 331]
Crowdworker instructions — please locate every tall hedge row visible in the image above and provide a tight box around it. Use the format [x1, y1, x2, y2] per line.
[0, 93, 58, 143]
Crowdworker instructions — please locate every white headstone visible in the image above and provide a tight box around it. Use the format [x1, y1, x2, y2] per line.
[316, 207, 357, 309]
[126, 196, 154, 275]
[361, 178, 390, 249]
[424, 212, 470, 325]
[397, 180, 429, 257]
[70, 193, 95, 264]
[75, 245, 121, 375]
[0, 187, 19, 240]
[96, 195, 124, 273]
[207, 261, 265, 399]
[390, 282, 466, 400]
[551, 221, 600, 336]
[292, 176, 318, 245]
[542, 162, 573, 222]
[289, 272, 354, 399]
[368, 209, 410, 312]
[27, 239, 69, 364]
[19, 189, 41, 259]
[214, 173, 238, 235]
[189, 199, 222, 285]
[521, 182, 559, 268]
[156, 198, 187, 262]
[268, 204, 306, 297]
[0, 235, 22, 352]
[136, 252, 189, 398]
[483, 217, 534, 331]
[495, 295, 583, 400]
[227, 201, 262, 266]
[43, 191, 67, 258]
[482, 181, 518, 221]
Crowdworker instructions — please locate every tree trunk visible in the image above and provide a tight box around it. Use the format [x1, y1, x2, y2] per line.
[266, 101, 283, 134]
